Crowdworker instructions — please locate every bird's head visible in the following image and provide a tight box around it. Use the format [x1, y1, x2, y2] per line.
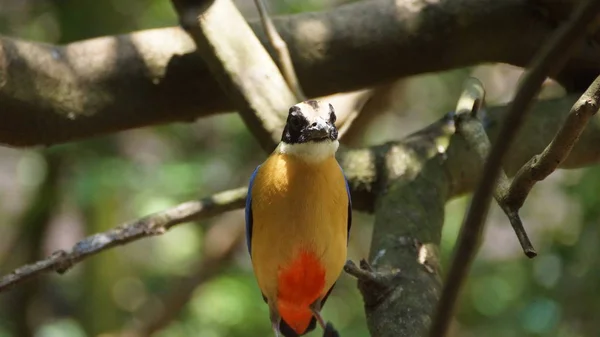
[277, 100, 340, 162]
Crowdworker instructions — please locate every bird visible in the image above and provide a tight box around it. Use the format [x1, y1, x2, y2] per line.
[245, 100, 352, 337]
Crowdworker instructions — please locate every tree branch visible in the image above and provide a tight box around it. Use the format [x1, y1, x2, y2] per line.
[2, 1, 600, 334]
[171, 0, 293, 152]
[2, 94, 600, 334]
[356, 113, 455, 337]
[0, 187, 247, 293]
[1, 0, 600, 147]
[430, 1, 600, 336]
[454, 78, 536, 257]
[253, 0, 305, 101]
[504, 74, 600, 214]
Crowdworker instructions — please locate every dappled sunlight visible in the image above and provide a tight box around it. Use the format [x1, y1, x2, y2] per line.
[129, 28, 195, 83]
[64, 35, 120, 81]
[294, 19, 331, 62]
[1, 0, 600, 337]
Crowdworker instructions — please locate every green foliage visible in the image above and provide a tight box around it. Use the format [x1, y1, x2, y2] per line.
[1, 1, 599, 337]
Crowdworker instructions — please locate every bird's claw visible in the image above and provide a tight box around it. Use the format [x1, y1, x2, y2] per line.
[323, 322, 340, 337]
[343, 259, 401, 286]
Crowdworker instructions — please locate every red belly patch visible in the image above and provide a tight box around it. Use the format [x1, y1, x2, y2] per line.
[277, 250, 326, 334]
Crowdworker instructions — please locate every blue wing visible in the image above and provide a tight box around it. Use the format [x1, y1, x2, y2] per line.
[246, 164, 352, 336]
[245, 165, 260, 255]
[342, 167, 353, 242]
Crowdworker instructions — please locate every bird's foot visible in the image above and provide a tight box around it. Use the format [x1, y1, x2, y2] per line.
[271, 321, 281, 337]
[269, 305, 282, 337]
[309, 300, 326, 329]
[310, 300, 339, 336]
[343, 259, 401, 286]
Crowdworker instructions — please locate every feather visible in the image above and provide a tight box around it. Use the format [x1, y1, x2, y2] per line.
[244, 152, 352, 336]
[245, 165, 260, 254]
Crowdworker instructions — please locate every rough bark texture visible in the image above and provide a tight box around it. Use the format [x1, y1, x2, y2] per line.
[2, 1, 600, 336]
[1, 0, 600, 147]
[2, 96, 600, 335]
[363, 134, 451, 336]
[338, 95, 600, 336]
[173, 0, 294, 152]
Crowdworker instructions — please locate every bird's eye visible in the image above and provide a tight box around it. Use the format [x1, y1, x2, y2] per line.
[289, 115, 302, 130]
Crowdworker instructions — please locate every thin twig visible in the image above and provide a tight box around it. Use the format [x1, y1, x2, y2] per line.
[253, 0, 305, 101]
[171, 0, 295, 152]
[0, 187, 247, 293]
[429, 1, 600, 336]
[454, 78, 536, 257]
[505, 75, 600, 211]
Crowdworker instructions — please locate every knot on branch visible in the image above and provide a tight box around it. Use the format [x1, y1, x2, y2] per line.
[51, 250, 72, 274]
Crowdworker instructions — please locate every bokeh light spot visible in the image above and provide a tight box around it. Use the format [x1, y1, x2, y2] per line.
[521, 297, 560, 334]
[35, 319, 86, 337]
[533, 253, 562, 289]
[471, 276, 512, 317]
[17, 151, 46, 189]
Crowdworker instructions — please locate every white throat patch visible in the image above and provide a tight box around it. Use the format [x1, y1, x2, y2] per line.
[277, 140, 339, 163]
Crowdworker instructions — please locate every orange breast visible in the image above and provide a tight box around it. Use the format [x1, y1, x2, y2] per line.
[249, 152, 349, 333]
[277, 250, 326, 334]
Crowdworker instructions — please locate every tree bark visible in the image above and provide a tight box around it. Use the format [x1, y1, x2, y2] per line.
[1, 0, 599, 147]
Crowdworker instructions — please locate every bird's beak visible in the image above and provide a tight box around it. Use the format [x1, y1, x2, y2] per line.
[305, 119, 332, 141]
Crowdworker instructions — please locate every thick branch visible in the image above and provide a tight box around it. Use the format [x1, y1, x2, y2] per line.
[171, 0, 293, 152]
[357, 116, 454, 337]
[454, 78, 536, 257]
[2, 0, 600, 147]
[2, 94, 600, 335]
[431, 1, 600, 335]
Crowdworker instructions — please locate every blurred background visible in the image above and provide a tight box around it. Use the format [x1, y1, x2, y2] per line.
[0, 0, 597, 336]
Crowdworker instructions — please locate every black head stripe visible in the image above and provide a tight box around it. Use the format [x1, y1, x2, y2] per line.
[281, 101, 339, 144]
[289, 105, 302, 115]
[329, 104, 336, 123]
[282, 106, 306, 143]
[306, 100, 320, 110]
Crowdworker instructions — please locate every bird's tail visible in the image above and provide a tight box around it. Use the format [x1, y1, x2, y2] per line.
[279, 310, 317, 337]
[279, 302, 313, 335]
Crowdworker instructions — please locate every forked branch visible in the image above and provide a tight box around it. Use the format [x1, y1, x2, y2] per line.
[454, 78, 536, 257]
[429, 1, 600, 336]
[253, 0, 305, 101]
[171, 0, 295, 152]
[504, 75, 600, 215]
